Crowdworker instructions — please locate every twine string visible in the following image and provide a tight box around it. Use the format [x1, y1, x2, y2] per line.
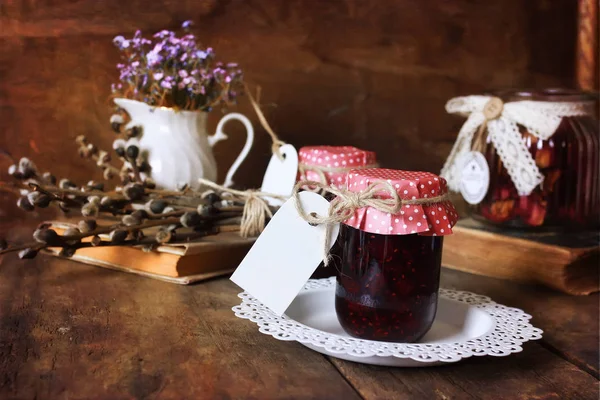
[198, 178, 288, 237]
[292, 180, 449, 266]
[244, 83, 286, 160]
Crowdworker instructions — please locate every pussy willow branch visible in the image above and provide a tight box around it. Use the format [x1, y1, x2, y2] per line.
[0, 210, 244, 256]
[2, 105, 276, 261]
[126, 155, 142, 183]
[29, 183, 86, 208]
[0, 225, 241, 256]
[76, 137, 121, 176]
[31, 183, 125, 201]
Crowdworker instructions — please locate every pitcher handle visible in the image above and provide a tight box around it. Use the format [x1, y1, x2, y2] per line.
[210, 113, 254, 188]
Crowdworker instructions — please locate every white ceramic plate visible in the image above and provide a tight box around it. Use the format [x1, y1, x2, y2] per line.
[233, 277, 543, 367]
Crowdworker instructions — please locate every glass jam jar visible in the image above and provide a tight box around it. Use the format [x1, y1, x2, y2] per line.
[297, 146, 378, 279]
[334, 169, 458, 342]
[472, 90, 599, 228]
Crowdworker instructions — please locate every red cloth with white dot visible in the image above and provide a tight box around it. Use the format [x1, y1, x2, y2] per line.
[298, 146, 377, 189]
[343, 168, 458, 236]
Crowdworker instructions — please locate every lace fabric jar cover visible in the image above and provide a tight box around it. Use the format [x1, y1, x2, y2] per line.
[298, 145, 378, 279]
[334, 168, 458, 343]
[442, 89, 599, 228]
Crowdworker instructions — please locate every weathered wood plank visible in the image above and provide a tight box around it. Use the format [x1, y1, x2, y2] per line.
[0, 225, 361, 399]
[330, 344, 599, 400]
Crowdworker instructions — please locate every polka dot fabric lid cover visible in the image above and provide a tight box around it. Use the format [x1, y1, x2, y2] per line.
[298, 146, 377, 189]
[344, 168, 458, 236]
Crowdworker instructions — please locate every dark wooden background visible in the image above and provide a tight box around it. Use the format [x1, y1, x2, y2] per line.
[0, 0, 585, 222]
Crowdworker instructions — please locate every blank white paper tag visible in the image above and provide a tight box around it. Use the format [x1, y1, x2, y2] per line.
[230, 191, 339, 316]
[260, 144, 298, 206]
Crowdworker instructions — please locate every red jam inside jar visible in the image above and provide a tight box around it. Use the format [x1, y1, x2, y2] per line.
[333, 168, 457, 343]
[335, 226, 443, 342]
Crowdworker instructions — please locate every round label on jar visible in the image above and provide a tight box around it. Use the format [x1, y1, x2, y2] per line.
[458, 151, 489, 205]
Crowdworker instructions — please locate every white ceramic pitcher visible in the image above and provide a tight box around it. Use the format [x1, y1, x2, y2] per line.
[114, 98, 254, 190]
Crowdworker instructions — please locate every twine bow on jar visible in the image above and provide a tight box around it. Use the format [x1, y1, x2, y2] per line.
[292, 180, 449, 266]
[441, 95, 594, 196]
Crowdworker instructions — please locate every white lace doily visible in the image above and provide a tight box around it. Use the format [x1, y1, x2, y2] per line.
[232, 277, 543, 364]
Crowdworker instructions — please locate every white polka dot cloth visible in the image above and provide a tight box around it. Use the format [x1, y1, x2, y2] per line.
[298, 146, 377, 189]
[343, 168, 458, 236]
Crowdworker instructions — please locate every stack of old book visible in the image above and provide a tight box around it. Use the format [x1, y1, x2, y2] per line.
[47, 219, 255, 284]
[443, 218, 599, 295]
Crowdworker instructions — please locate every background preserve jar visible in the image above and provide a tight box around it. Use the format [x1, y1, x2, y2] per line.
[445, 89, 599, 228]
[334, 169, 458, 342]
[297, 145, 378, 279]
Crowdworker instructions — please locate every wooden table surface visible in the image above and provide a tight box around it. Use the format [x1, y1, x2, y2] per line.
[0, 224, 598, 400]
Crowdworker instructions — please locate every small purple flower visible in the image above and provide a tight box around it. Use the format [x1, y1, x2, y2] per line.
[113, 36, 125, 46]
[120, 67, 134, 80]
[152, 43, 164, 53]
[182, 20, 193, 29]
[146, 50, 161, 66]
[113, 23, 242, 111]
[154, 30, 173, 39]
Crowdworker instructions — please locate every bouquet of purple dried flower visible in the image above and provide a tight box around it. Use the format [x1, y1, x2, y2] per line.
[111, 21, 243, 112]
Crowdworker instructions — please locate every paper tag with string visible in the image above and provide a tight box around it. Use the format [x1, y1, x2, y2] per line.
[245, 83, 298, 206]
[230, 191, 339, 316]
[260, 144, 298, 206]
